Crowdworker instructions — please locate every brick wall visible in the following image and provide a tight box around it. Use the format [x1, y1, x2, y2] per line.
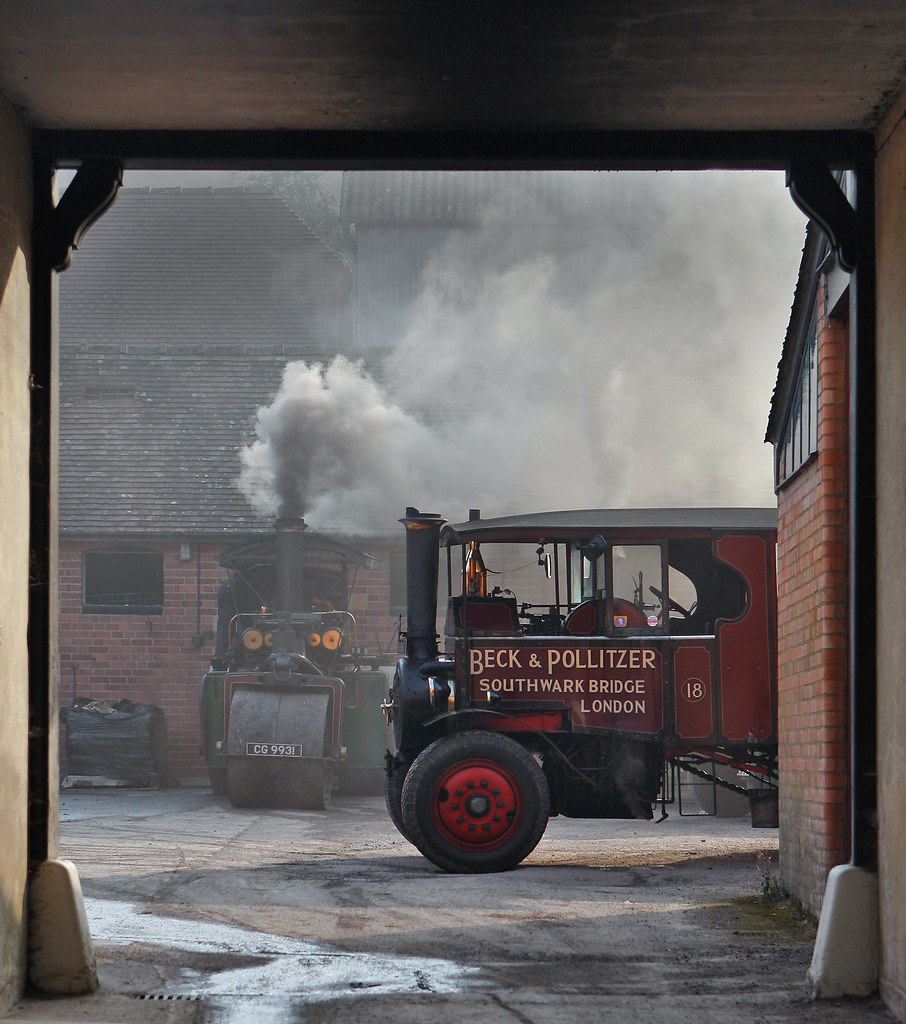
[59, 538, 400, 784]
[776, 287, 849, 913]
[59, 540, 221, 783]
[347, 548, 404, 661]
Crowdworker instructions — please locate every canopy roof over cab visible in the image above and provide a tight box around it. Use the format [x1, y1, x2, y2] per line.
[219, 533, 375, 571]
[440, 507, 778, 547]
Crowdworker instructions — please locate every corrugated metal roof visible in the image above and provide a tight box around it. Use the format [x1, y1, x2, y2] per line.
[339, 170, 640, 225]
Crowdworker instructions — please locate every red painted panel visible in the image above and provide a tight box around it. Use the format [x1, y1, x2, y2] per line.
[485, 711, 567, 733]
[673, 644, 714, 741]
[715, 535, 776, 743]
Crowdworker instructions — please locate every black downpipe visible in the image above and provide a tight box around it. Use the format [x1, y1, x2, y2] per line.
[400, 508, 445, 663]
[27, 154, 55, 866]
[787, 153, 878, 871]
[849, 158, 877, 870]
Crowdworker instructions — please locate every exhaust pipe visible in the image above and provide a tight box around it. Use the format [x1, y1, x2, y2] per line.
[400, 508, 445, 663]
[275, 516, 307, 615]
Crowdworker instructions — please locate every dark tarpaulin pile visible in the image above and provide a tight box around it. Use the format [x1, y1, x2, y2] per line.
[61, 698, 168, 786]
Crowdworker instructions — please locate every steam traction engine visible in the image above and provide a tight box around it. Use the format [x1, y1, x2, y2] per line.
[200, 517, 388, 809]
[383, 507, 778, 873]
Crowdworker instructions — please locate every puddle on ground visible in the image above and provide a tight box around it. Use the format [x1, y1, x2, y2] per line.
[85, 898, 486, 1022]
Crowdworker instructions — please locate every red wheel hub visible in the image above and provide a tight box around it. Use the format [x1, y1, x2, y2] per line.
[431, 758, 524, 850]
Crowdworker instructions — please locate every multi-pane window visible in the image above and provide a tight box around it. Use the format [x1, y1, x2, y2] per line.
[82, 549, 164, 613]
[775, 310, 818, 486]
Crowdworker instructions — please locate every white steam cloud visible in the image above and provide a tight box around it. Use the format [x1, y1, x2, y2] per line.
[239, 171, 807, 533]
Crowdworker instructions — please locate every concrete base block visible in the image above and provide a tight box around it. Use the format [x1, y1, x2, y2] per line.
[27, 859, 98, 994]
[808, 864, 878, 999]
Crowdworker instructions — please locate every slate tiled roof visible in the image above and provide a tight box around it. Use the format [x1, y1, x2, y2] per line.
[63, 345, 285, 536]
[62, 187, 351, 348]
[59, 187, 353, 537]
[764, 222, 824, 444]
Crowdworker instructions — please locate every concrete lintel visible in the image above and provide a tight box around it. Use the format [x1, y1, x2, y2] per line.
[808, 864, 878, 999]
[27, 859, 98, 994]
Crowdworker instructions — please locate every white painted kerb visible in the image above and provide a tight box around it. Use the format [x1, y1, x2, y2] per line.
[808, 863, 878, 999]
[27, 858, 99, 994]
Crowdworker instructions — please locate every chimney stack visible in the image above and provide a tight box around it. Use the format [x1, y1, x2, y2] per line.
[400, 508, 445, 663]
[275, 516, 307, 614]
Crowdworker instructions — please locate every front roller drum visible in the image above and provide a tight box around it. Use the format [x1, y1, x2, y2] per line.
[401, 731, 550, 873]
[226, 688, 336, 810]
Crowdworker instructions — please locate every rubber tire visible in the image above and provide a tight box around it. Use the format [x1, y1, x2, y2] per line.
[401, 731, 550, 873]
[384, 758, 412, 839]
[208, 766, 227, 796]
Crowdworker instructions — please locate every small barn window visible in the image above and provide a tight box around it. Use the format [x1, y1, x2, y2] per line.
[775, 310, 818, 486]
[82, 549, 164, 614]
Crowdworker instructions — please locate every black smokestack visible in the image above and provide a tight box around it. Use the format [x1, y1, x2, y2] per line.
[275, 516, 307, 614]
[400, 507, 445, 662]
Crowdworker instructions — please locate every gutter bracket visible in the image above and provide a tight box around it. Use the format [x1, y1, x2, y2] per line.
[786, 159, 858, 272]
[46, 159, 122, 272]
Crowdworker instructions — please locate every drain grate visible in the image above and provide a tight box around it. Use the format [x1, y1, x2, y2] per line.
[138, 992, 202, 1002]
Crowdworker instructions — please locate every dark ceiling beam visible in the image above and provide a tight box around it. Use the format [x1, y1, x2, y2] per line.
[34, 128, 874, 172]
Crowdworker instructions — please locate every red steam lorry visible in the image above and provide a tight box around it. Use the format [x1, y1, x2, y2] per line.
[382, 507, 778, 873]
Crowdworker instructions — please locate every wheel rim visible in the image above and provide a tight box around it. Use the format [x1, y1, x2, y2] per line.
[431, 758, 524, 851]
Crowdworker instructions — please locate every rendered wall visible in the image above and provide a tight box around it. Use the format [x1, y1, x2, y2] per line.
[776, 294, 849, 914]
[0, 92, 32, 1012]
[875, 86, 906, 1022]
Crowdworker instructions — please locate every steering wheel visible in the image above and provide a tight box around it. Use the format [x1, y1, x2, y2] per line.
[649, 586, 695, 619]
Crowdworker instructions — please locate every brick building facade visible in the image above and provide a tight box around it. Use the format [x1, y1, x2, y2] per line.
[767, 222, 850, 913]
[58, 187, 403, 784]
[57, 537, 400, 783]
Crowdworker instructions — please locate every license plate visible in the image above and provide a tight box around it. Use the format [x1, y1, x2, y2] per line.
[246, 743, 302, 757]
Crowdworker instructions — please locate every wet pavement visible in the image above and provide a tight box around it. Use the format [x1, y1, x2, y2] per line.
[5, 787, 899, 1024]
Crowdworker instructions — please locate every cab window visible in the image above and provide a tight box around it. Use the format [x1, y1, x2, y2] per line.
[667, 566, 698, 621]
[611, 544, 663, 630]
[569, 545, 603, 604]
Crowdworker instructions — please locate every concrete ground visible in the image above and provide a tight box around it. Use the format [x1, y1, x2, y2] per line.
[5, 787, 898, 1024]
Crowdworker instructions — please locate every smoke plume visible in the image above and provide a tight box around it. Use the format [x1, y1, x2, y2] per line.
[239, 171, 806, 533]
[238, 356, 440, 520]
